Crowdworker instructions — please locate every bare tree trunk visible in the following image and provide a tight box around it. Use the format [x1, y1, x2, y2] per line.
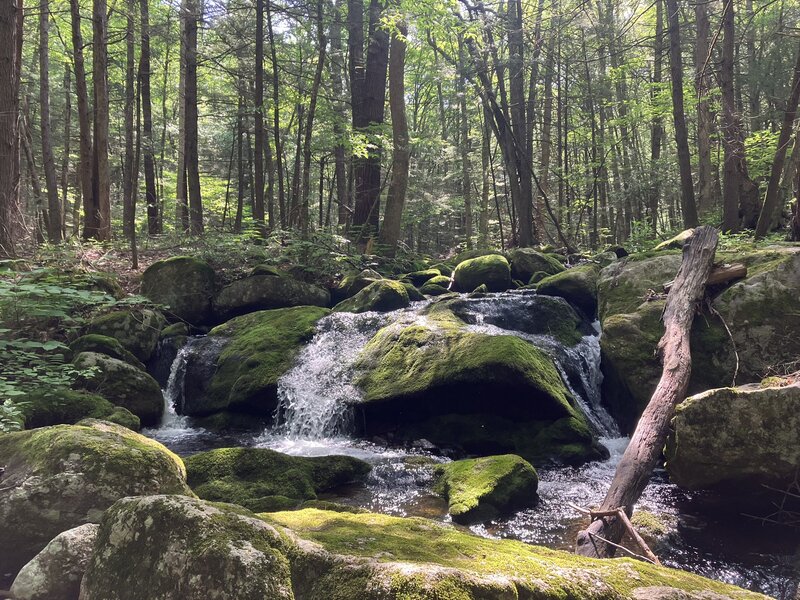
[457, 35, 473, 250]
[122, 0, 136, 240]
[721, 0, 744, 233]
[234, 89, 244, 234]
[649, 0, 663, 235]
[576, 226, 719, 559]
[175, 2, 188, 232]
[141, 0, 159, 234]
[183, 0, 203, 234]
[478, 112, 490, 248]
[695, 0, 714, 217]
[40, 0, 63, 243]
[71, 0, 93, 239]
[61, 63, 71, 236]
[329, 0, 349, 229]
[0, 0, 22, 257]
[266, 0, 285, 228]
[665, 0, 698, 229]
[755, 39, 800, 239]
[253, 0, 266, 231]
[378, 19, 408, 256]
[91, 0, 111, 240]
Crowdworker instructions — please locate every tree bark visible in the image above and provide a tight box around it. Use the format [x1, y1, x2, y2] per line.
[183, 0, 203, 234]
[61, 63, 71, 236]
[329, 0, 349, 229]
[141, 0, 159, 234]
[123, 0, 136, 240]
[575, 225, 719, 559]
[176, 4, 189, 232]
[695, 0, 714, 218]
[266, 0, 286, 228]
[90, 0, 111, 240]
[457, 35, 473, 250]
[0, 0, 22, 257]
[254, 0, 266, 231]
[69, 0, 92, 240]
[721, 0, 745, 233]
[754, 39, 800, 239]
[649, 0, 664, 235]
[378, 19, 408, 256]
[665, 0, 698, 229]
[40, 0, 63, 243]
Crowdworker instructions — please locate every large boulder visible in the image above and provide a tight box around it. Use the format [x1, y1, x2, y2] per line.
[213, 273, 330, 321]
[452, 254, 512, 292]
[185, 447, 371, 512]
[332, 279, 409, 314]
[353, 309, 606, 465]
[85, 308, 166, 363]
[68, 334, 145, 370]
[0, 420, 191, 577]
[10, 523, 99, 600]
[331, 268, 382, 303]
[140, 256, 217, 325]
[79, 495, 765, 600]
[433, 454, 538, 524]
[73, 352, 164, 426]
[79, 495, 294, 600]
[536, 263, 600, 318]
[402, 268, 442, 287]
[665, 384, 800, 494]
[508, 248, 565, 282]
[18, 388, 140, 431]
[180, 306, 330, 417]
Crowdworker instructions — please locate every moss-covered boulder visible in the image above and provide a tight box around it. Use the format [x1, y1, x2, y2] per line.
[213, 274, 330, 321]
[418, 281, 451, 296]
[665, 384, 800, 495]
[140, 256, 216, 325]
[597, 253, 681, 321]
[433, 454, 538, 524]
[0, 421, 191, 577]
[181, 306, 330, 417]
[403, 268, 442, 286]
[333, 279, 409, 313]
[430, 262, 453, 277]
[85, 308, 166, 363]
[250, 263, 284, 277]
[353, 310, 605, 464]
[508, 248, 565, 282]
[73, 352, 164, 426]
[69, 334, 145, 370]
[403, 282, 426, 301]
[331, 268, 382, 303]
[452, 254, 512, 292]
[185, 447, 371, 512]
[9, 523, 99, 600]
[80, 495, 293, 600]
[18, 388, 140, 431]
[537, 263, 600, 318]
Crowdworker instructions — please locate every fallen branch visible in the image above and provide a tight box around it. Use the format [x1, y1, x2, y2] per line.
[576, 226, 719, 559]
[663, 262, 746, 293]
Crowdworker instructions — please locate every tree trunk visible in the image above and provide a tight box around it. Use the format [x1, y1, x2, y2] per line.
[61, 63, 71, 236]
[235, 90, 245, 234]
[254, 0, 266, 231]
[721, 0, 744, 233]
[266, 0, 286, 228]
[378, 19, 408, 256]
[754, 39, 800, 239]
[176, 4, 189, 232]
[141, 0, 159, 234]
[649, 0, 664, 235]
[665, 0, 698, 228]
[69, 0, 92, 240]
[695, 0, 714, 217]
[575, 226, 719, 559]
[40, 0, 63, 243]
[329, 0, 349, 229]
[0, 0, 22, 257]
[457, 35, 473, 250]
[183, 0, 203, 234]
[90, 0, 111, 240]
[122, 0, 136, 240]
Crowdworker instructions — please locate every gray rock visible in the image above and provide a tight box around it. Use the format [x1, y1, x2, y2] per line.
[213, 274, 330, 321]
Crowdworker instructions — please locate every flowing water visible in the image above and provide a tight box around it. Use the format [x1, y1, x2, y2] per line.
[143, 292, 799, 598]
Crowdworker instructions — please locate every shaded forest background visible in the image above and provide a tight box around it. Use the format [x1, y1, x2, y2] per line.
[1, 0, 800, 260]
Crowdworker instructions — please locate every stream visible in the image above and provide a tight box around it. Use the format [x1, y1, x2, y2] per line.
[143, 292, 799, 598]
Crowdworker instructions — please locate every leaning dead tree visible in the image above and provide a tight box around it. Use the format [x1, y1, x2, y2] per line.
[575, 225, 719, 560]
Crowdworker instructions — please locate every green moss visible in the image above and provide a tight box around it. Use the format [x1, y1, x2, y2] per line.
[206, 306, 330, 414]
[185, 447, 371, 511]
[430, 263, 453, 277]
[333, 279, 410, 313]
[433, 454, 538, 523]
[141, 256, 217, 324]
[403, 269, 442, 286]
[214, 275, 331, 321]
[18, 388, 140, 431]
[265, 509, 765, 598]
[508, 248, 565, 282]
[419, 282, 451, 296]
[332, 269, 382, 303]
[86, 308, 166, 362]
[452, 255, 511, 292]
[250, 264, 285, 277]
[452, 249, 503, 265]
[537, 263, 599, 317]
[69, 334, 146, 370]
[403, 282, 426, 302]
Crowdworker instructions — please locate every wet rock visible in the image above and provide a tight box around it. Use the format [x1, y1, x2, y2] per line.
[140, 256, 217, 325]
[213, 274, 330, 321]
[0, 420, 190, 577]
[433, 454, 538, 524]
[332, 268, 382, 303]
[333, 279, 409, 313]
[452, 254, 512, 292]
[85, 308, 166, 363]
[10, 524, 99, 600]
[537, 263, 600, 318]
[508, 248, 565, 282]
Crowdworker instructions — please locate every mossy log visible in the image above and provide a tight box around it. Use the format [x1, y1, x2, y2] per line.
[575, 226, 719, 560]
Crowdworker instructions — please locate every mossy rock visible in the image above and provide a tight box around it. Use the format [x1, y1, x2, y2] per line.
[333, 279, 410, 313]
[331, 269, 382, 303]
[185, 447, 371, 512]
[213, 274, 330, 321]
[508, 248, 565, 282]
[140, 256, 217, 325]
[86, 308, 166, 363]
[665, 385, 800, 495]
[69, 334, 145, 370]
[536, 263, 600, 318]
[597, 254, 682, 321]
[403, 268, 442, 286]
[469, 283, 488, 296]
[0, 421, 191, 577]
[73, 352, 164, 426]
[453, 248, 504, 265]
[592, 250, 619, 268]
[433, 454, 538, 524]
[418, 281, 451, 296]
[452, 254, 512, 292]
[250, 263, 284, 277]
[80, 495, 293, 600]
[430, 262, 453, 277]
[182, 306, 331, 417]
[528, 271, 548, 285]
[18, 388, 140, 431]
[403, 282, 426, 301]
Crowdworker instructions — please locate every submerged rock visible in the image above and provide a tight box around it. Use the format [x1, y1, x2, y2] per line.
[185, 447, 371, 511]
[80, 496, 765, 600]
[665, 384, 800, 494]
[86, 308, 166, 363]
[182, 306, 330, 417]
[333, 279, 409, 313]
[508, 248, 565, 282]
[0, 420, 190, 577]
[140, 256, 217, 325]
[213, 274, 330, 321]
[452, 254, 512, 292]
[353, 309, 605, 464]
[434, 454, 538, 524]
[73, 352, 163, 425]
[10, 523, 99, 600]
[537, 263, 600, 318]
[18, 388, 139, 431]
